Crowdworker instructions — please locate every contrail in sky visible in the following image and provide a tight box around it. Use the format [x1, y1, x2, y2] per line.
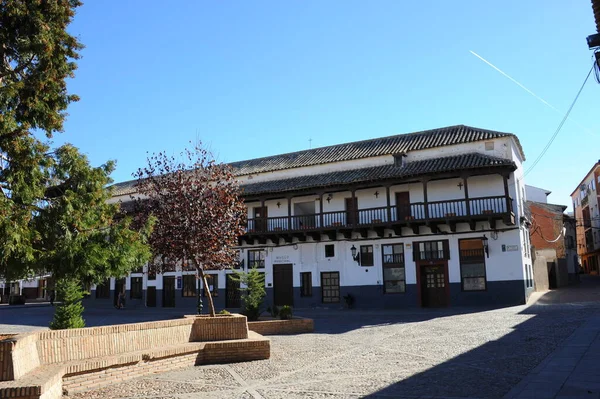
[469, 50, 596, 137]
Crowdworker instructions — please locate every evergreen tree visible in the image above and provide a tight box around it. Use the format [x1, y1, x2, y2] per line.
[0, 2, 153, 328]
[50, 278, 85, 330]
[1, 0, 83, 280]
[234, 267, 266, 321]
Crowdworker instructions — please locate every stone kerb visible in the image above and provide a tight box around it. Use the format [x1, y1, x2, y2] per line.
[248, 317, 314, 335]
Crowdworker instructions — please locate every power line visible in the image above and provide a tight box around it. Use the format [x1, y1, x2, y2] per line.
[524, 63, 595, 177]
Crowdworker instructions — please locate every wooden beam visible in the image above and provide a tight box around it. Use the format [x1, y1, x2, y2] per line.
[411, 224, 420, 235]
[287, 196, 292, 232]
[319, 192, 324, 229]
[469, 220, 476, 231]
[386, 185, 392, 223]
[422, 179, 429, 220]
[502, 173, 511, 214]
[463, 175, 470, 217]
[449, 221, 457, 233]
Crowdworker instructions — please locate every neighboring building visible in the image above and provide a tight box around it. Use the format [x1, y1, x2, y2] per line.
[571, 161, 600, 275]
[527, 201, 578, 291]
[525, 185, 551, 204]
[78, 124, 532, 310]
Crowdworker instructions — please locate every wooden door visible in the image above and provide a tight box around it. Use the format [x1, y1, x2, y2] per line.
[253, 206, 268, 232]
[146, 286, 156, 307]
[396, 192, 411, 221]
[345, 197, 358, 226]
[226, 274, 241, 308]
[273, 264, 294, 307]
[420, 265, 447, 307]
[162, 276, 176, 307]
[114, 278, 125, 307]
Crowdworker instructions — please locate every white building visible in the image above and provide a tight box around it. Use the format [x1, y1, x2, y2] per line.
[88, 125, 533, 309]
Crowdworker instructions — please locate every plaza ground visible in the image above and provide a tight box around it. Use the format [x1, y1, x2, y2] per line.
[1, 277, 599, 398]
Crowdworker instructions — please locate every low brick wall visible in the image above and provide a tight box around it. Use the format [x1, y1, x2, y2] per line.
[248, 317, 314, 335]
[0, 314, 269, 399]
[186, 314, 248, 341]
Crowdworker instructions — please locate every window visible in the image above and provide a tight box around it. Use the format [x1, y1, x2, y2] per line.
[130, 277, 143, 299]
[414, 240, 449, 261]
[95, 280, 110, 298]
[382, 244, 405, 293]
[459, 239, 487, 291]
[485, 141, 494, 151]
[321, 272, 340, 303]
[300, 272, 312, 297]
[248, 250, 265, 268]
[182, 275, 197, 297]
[394, 154, 405, 167]
[203, 274, 219, 297]
[325, 244, 335, 258]
[360, 245, 374, 266]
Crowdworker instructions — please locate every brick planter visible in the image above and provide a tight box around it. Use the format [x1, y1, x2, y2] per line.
[248, 317, 314, 335]
[0, 314, 269, 399]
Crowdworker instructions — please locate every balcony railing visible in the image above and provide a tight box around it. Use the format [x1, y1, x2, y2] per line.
[245, 195, 512, 234]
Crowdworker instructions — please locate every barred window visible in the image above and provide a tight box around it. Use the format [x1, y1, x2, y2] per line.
[300, 272, 312, 297]
[182, 275, 197, 297]
[459, 239, 486, 291]
[382, 244, 405, 293]
[130, 277, 143, 299]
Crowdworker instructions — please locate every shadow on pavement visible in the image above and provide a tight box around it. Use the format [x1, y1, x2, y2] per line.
[359, 275, 600, 398]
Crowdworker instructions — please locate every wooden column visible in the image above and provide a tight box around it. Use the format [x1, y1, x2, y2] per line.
[502, 174, 511, 213]
[260, 198, 266, 232]
[351, 189, 357, 228]
[422, 180, 429, 220]
[287, 196, 292, 231]
[386, 185, 392, 223]
[319, 192, 324, 228]
[463, 176, 470, 216]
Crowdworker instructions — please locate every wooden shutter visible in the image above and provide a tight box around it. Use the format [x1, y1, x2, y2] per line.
[443, 240, 450, 260]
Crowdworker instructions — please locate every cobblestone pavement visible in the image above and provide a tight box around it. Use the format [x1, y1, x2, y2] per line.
[67, 302, 599, 399]
[4, 277, 600, 398]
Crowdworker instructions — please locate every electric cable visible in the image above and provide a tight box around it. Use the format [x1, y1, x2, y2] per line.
[524, 63, 595, 177]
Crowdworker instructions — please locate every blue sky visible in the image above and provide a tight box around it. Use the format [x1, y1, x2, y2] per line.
[57, 1, 599, 209]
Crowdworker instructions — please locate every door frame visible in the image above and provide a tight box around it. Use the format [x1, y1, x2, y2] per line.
[273, 263, 294, 307]
[415, 260, 450, 307]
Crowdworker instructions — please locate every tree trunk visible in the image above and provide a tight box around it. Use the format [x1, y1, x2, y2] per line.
[198, 268, 216, 317]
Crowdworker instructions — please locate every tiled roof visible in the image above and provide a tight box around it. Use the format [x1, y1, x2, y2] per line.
[111, 125, 523, 197]
[527, 201, 567, 215]
[241, 153, 516, 196]
[230, 125, 524, 176]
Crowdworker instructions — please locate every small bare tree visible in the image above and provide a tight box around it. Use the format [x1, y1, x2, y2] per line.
[134, 144, 246, 316]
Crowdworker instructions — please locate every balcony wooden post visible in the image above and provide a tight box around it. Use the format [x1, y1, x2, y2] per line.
[260, 198, 266, 232]
[319, 192, 324, 228]
[502, 174, 511, 213]
[287, 196, 292, 231]
[463, 175, 470, 216]
[386, 185, 392, 223]
[351, 189, 357, 227]
[422, 180, 429, 219]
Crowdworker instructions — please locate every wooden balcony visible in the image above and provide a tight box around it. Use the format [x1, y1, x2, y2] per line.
[243, 195, 514, 242]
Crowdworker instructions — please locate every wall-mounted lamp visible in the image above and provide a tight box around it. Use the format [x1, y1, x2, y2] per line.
[374, 191, 379, 198]
[482, 235, 489, 258]
[490, 230, 498, 240]
[350, 245, 360, 263]
[326, 194, 332, 204]
[293, 244, 298, 250]
[276, 201, 281, 208]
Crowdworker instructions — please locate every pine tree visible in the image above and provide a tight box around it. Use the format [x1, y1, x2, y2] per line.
[234, 267, 266, 321]
[50, 278, 85, 330]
